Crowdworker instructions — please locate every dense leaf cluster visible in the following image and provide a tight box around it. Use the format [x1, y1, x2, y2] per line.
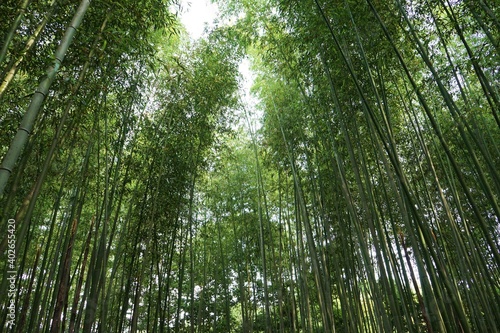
[1, 0, 499, 332]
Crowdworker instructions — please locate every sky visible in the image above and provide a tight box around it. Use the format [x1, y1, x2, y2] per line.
[179, 0, 220, 40]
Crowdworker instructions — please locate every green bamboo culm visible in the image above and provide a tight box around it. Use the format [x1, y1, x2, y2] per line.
[0, 0, 498, 332]
[0, 0, 91, 196]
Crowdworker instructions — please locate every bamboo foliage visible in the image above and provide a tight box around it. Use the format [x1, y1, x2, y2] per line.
[226, 0, 499, 331]
[1, 0, 499, 332]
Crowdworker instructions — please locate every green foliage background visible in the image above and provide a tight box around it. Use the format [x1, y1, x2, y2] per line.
[0, 0, 499, 332]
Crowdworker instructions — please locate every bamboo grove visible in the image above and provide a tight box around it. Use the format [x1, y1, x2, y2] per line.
[0, 0, 498, 332]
